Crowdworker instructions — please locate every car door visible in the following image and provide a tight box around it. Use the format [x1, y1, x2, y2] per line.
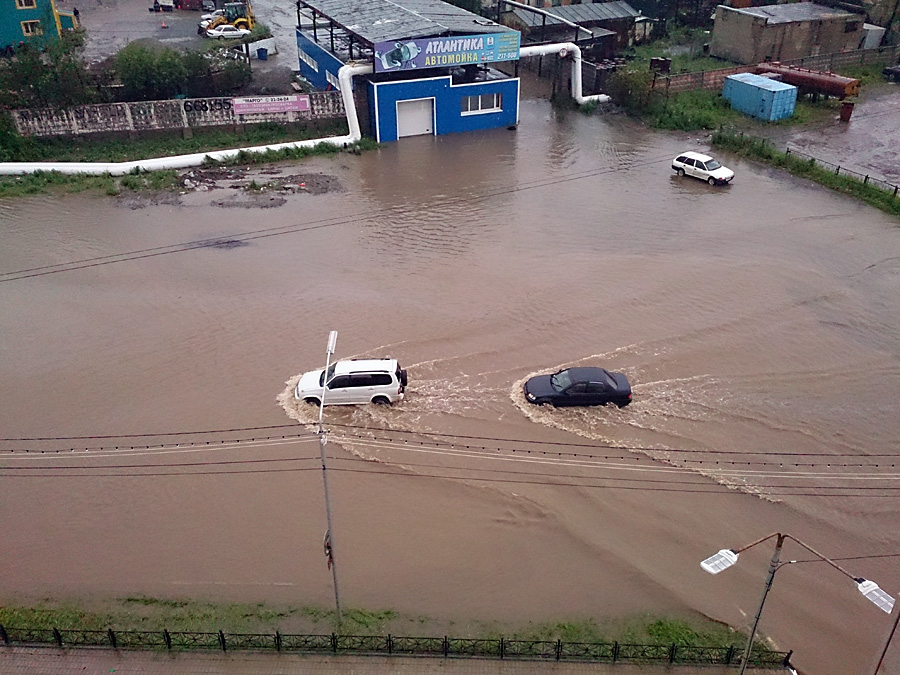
[681, 157, 697, 177]
[347, 373, 375, 404]
[694, 160, 710, 180]
[326, 375, 352, 404]
[562, 382, 592, 406]
[586, 382, 611, 405]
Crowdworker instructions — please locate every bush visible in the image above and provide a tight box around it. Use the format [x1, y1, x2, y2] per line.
[116, 43, 188, 101]
[605, 68, 654, 113]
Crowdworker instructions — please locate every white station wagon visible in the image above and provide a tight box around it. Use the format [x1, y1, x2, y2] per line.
[672, 151, 735, 185]
[294, 358, 408, 406]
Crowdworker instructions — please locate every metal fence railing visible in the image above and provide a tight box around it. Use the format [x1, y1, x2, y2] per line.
[784, 147, 900, 197]
[0, 624, 791, 668]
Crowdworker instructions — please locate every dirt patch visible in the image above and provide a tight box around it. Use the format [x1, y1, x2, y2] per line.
[211, 194, 288, 208]
[116, 191, 183, 210]
[177, 166, 345, 198]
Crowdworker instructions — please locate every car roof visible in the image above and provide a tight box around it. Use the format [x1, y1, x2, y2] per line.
[563, 366, 611, 382]
[334, 358, 397, 375]
[677, 151, 714, 162]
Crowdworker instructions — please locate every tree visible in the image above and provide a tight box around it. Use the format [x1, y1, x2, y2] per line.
[116, 43, 187, 101]
[0, 30, 94, 109]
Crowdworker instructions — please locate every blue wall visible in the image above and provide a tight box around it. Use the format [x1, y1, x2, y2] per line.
[295, 30, 347, 92]
[1, 0, 65, 49]
[370, 75, 519, 142]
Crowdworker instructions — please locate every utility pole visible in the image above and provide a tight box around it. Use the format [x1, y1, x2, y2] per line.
[318, 330, 342, 626]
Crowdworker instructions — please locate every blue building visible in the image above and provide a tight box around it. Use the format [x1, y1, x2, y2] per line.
[1, 0, 78, 53]
[295, 0, 522, 142]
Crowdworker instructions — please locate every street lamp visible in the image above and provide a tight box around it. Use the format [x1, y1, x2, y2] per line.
[701, 532, 894, 675]
[318, 330, 342, 625]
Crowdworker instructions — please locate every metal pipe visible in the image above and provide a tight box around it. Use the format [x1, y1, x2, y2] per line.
[519, 42, 610, 105]
[501, 0, 593, 37]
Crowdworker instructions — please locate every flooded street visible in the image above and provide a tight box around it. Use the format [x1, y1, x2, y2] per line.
[2, 101, 900, 675]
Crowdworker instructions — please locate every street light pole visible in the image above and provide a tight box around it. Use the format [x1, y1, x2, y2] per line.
[701, 532, 895, 675]
[739, 534, 786, 675]
[318, 330, 342, 626]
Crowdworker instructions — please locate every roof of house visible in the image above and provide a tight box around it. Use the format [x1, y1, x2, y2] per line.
[296, 0, 509, 46]
[728, 2, 861, 24]
[510, 1, 641, 28]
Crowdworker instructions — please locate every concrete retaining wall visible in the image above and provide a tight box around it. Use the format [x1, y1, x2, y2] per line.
[12, 91, 345, 138]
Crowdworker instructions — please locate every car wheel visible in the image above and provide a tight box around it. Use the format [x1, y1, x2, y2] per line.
[399, 369, 408, 387]
[372, 396, 391, 406]
[303, 397, 320, 407]
[539, 399, 554, 407]
[707, 176, 716, 185]
[676, 168, 685, 177]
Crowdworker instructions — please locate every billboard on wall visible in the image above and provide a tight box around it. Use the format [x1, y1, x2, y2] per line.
[233, 95, 310, 114]
[372, 32, 520, 73]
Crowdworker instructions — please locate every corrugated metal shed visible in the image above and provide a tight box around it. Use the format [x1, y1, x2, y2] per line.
[297, 0, 509, 46]
[732, 2, 859, 24]
[511, 1, 641, 28]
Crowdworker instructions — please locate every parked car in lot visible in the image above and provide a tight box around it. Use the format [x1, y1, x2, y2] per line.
[672, 151, 734, 185]
[200, 8, 224, 20]
[524, 367, 632, 408]
[205, 24, 250, 39]
[294, 358, 408, 406]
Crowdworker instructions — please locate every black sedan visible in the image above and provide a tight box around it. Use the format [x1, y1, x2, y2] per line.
[524, 367, 632, 408]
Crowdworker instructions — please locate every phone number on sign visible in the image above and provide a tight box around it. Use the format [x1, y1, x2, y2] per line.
[183, 99, 232, 113]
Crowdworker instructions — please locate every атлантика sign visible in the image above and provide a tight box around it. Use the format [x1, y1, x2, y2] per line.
[373, 32, 521, 73]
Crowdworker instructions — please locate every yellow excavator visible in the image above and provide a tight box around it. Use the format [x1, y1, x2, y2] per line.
[204, 1, 254, 31]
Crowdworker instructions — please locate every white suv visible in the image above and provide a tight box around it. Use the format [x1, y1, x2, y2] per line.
[294, 359, 407, 406]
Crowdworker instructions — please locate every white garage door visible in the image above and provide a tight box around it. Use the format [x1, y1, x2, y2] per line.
[397, 98, 434, 138]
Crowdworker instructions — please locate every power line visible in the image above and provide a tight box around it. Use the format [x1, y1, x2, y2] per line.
[4, 460, 894, 497]
[3, 427, 898, 469]
[4, 446, 900, 498]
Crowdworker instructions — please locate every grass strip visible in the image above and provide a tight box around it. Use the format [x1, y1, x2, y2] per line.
[712, 131, 900, 218]
[0, 597, 750, 648]
[0, 138, 376, 199]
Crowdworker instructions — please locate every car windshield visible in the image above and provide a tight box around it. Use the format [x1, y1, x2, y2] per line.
[318, 363, 337, 386]
[705, 159, 721, 170]
[549, 369, 573, 392]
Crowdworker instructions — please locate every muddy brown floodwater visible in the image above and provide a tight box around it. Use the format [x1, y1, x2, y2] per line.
[2, 101, 900, 675]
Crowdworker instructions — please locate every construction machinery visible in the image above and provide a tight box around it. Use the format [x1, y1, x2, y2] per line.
[204, 1, 254, 30]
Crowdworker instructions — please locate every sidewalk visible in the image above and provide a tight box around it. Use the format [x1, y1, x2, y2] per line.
[0, 647, 782, 674]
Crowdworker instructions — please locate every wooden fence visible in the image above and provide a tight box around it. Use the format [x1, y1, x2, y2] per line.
[651, 45, 900, 94]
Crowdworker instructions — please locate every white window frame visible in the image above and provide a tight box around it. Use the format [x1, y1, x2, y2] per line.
[16, 0, 37, 9]
[325, 70, 340, 90]
[461, 92, 502, 116]
[298, 48, 319, 72]
[21, 19, 42, 36]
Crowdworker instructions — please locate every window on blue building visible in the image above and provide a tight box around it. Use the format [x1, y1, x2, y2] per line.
[299, 48, 319, 72]
[16, 0, 37, 8]
[22, 20, 42, 36]
[461, 93, 502, 115]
